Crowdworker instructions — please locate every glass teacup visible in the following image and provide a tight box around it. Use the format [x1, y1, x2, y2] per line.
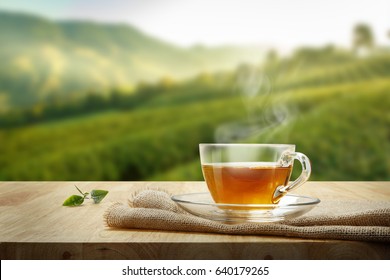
[199, 144, 311, 204]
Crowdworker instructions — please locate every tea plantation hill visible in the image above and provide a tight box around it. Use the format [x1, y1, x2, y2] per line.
[0, 49, 389, 181]
[0, 10, 389, 181]
[0, 11, 262, 109]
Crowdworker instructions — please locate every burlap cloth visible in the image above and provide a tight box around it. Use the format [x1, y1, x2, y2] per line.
[104, 190, 390, 242]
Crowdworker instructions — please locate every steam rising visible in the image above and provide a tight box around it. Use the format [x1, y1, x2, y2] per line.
[215, 65, 294, 143]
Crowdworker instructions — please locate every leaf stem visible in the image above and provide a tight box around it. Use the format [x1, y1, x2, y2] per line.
[75, 185, 89, 198]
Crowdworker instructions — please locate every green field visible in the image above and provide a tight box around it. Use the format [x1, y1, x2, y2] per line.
[1, 50, 389, 181]
[151, 78, 390, 181]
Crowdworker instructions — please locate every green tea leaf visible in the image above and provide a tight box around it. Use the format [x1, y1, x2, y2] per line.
[90, 189, 109, 204]
[62, 195, 84, 206]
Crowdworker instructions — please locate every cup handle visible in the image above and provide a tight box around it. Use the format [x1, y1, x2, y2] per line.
[273, 152, 311, 201]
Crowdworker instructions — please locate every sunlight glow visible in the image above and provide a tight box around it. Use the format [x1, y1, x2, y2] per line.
[0, 0, 389, 50]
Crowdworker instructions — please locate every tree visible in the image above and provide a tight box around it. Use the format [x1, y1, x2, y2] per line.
[353, 24, 375, 55]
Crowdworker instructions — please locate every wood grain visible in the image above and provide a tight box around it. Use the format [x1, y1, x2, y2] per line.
[0, 181, 389, 259]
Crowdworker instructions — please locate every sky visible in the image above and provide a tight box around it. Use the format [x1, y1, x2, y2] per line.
[0, 0, 389, 51]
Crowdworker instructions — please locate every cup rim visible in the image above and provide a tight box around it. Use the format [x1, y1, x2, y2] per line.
[199, 143, 295, 148]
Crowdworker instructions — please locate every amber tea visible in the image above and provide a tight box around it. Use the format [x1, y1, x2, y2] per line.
[202, 163, 293, 204]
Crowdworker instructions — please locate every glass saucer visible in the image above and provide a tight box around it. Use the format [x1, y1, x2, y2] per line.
[171, 193, 320, 223]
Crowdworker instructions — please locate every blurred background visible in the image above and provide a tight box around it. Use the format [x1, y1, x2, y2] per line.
[0, 0, 389, 181]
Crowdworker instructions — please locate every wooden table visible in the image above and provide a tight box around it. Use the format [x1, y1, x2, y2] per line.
[0, 181, 389, 260]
